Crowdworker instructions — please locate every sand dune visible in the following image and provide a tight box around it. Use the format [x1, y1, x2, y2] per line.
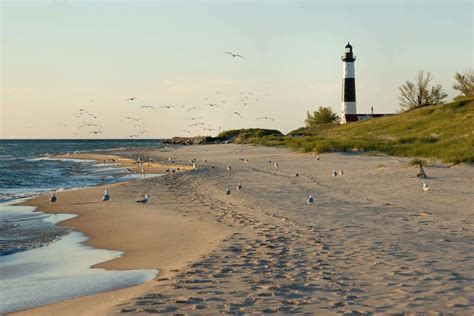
[15, 144, 474, 314]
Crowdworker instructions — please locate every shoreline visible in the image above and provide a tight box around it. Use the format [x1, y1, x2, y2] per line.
[10, 152, 232, 315]
[9, 144, 474, 314]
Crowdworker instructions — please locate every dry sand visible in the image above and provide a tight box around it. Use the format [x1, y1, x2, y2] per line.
[13, 144, 474, 314]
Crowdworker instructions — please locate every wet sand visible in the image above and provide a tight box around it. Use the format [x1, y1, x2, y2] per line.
[14, 144, 474, 314]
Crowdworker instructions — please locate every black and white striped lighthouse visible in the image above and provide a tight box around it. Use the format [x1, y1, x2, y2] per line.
[341, 42, 356, 122]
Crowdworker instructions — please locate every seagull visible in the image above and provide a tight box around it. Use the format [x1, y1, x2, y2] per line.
[125, 97, 137, 101]
[316, 156, 320, 161]
[338, 170, 344, 175]
[257, 116, 275, 121]
[225, 52, 244, 59]
[274, 162, 278, 168]
[158, 105, 175, 109]
[236, 183, 242, 190]
[225, 188, 231, 195]
[207, 103, 219, 107]
[230, 112, 242, 118]
[136, 194, 149, 204]
[49, 193, 57, 203]
[187, 106, 199, 112]
[268, 159, 272, 164]
[227, 165, 232, 171]
[141, 105, 154, 109]
[307, 195, 314, 204]
[295, 173, 299, 177]
[332, 169, 337, 177]
[182, 130, 191, 134]
[422, 181, 430, 192]
[102, 190, 110, 201]
[185, 117, 202, 121]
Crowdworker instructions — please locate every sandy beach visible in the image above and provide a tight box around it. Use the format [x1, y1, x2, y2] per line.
[13, 144, 474, 314]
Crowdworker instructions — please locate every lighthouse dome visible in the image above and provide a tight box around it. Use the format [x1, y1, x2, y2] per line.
[345, 42, 352, 53]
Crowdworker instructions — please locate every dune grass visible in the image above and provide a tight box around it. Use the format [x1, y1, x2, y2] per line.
[248, 97, 474, 164]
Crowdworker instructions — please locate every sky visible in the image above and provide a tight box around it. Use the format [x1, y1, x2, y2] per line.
[1, 0, 473, 139]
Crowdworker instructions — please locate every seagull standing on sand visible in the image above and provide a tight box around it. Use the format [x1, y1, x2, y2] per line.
[49, 193, 57, 203]
[227, 165, 232, 171]
[236, 183, 242, 190]
[136, 194, 149, 204]
[102, 190, 110, 201]
[332, 169, 337, 177]
[295, 173, 299, 178]
[338, 170, 344, 175]
[225, 188, 231, 195]
[307, 195, 314, 204]
[422, 181, 430, 192]
[274, 162, 279, 168]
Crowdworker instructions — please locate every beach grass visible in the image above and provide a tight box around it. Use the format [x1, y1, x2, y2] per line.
[238, 97, 474, 164]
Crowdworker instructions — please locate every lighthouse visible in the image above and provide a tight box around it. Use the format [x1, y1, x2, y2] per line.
[341, 42, 356, 123]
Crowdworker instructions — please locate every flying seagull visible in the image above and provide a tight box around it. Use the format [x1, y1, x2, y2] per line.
[102, 190, 110, 201]
[125, 97, 137, 101]
[225, 52, 244, 59]
[141, 105, 154, 109]
[187, 106, 199, 112]
[257, 116, 275, 121]
[231, 112, 242, 118]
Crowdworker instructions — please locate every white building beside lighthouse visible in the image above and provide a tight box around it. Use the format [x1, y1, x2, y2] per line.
[341, 42, 356, 123]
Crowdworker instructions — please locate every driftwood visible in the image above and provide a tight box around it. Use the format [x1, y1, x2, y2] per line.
[416, 165, 427, 178]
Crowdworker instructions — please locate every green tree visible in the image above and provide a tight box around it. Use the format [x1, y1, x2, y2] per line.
[453, 69, 474, 97]
[305, 106, 339, 127]
[399, 70, 448, 111]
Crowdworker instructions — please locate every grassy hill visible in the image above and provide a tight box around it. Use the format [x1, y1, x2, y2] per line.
[247, 97, 474, 163]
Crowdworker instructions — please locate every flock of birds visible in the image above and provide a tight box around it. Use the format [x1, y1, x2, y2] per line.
[57, 52, 277, 138]
[48, 150, 431, 208]
[48, 187, 149, 205]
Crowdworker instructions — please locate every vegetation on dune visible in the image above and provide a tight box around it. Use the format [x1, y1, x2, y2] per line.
[305, 106, 339, 127]
[246, 97, 474, 164]
[216, 128, 283, 143]
[398, 70, 448, 111]
[452, 69, 474, 98]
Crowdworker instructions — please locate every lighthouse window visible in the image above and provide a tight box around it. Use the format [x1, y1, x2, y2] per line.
[345, 47, 351, 53]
